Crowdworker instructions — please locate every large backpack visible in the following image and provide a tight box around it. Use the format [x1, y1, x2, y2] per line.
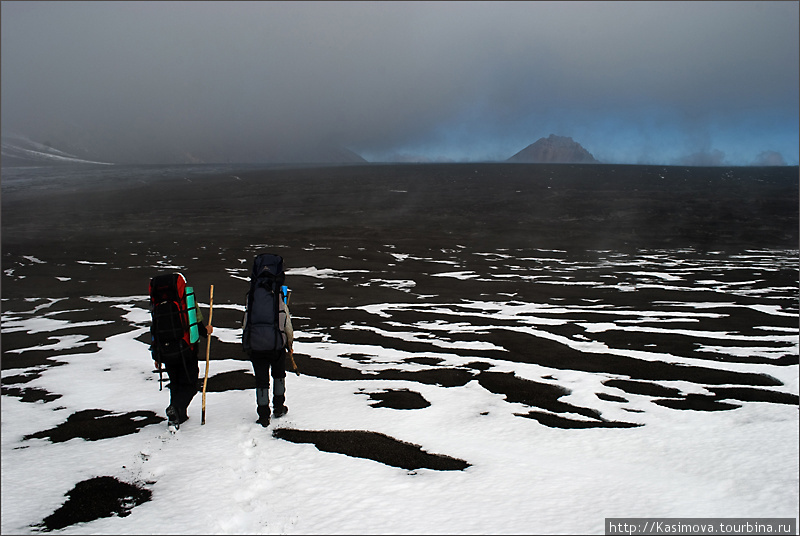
[149, 273, 200, 363]
[242, 254, 289, 353]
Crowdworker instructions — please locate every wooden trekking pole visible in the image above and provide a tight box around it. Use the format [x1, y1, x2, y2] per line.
[201, 285, 214, 425]
[286, 290, 299, 376]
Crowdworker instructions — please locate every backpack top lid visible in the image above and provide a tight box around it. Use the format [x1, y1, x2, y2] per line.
[149, 272, 187, 303]
[251, 254, 285, 284]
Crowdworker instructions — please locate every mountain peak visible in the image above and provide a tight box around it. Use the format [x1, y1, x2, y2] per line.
[508, 135, 599, 163]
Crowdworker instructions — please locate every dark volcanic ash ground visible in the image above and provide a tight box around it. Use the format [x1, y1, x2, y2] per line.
[2, 163, 798, 531]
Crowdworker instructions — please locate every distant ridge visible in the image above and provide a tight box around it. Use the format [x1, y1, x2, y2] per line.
[0, 131, 367, 166]
[508, 134, 599, 164]
[1, 133, 113, 166]
[278, 144, 368, 164]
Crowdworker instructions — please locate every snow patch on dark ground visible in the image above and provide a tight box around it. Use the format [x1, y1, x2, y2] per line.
[2, 164, 797, 533]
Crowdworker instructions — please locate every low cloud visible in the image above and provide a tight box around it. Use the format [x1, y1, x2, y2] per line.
[752, 150, 787, 166]
[678, 149, 727, 167]
[2, 2, 797, 165]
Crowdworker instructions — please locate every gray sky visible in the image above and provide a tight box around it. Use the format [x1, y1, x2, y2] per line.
[2, 1, 798, 164]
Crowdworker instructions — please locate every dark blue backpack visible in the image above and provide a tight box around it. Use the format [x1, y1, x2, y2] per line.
[242, 254, 286, 353]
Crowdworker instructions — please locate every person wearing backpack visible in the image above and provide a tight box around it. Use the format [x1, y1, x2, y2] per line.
[149, 273, 213, 431]
[242, 253, 293, 427]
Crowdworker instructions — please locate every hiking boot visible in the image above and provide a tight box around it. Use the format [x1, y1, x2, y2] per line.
[256, 405, 270, 427]
[166, 405, 180, 431]
[273, 396, 288, 418]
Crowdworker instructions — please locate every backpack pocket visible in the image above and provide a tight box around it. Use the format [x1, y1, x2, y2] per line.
[243, 283, 280, 352]
[185, 286, 200, 344]
[152, 300, 190, 362]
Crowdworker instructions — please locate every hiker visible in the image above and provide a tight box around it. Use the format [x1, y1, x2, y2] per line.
[242, 253, 294, 427]
[149, 273, 213, 431]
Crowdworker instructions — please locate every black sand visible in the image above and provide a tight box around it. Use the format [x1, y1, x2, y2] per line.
[3, 163, 798, 529]
[3, 162, 798, 415]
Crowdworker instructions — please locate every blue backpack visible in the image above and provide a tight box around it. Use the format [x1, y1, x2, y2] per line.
[242, 254, 288, 353]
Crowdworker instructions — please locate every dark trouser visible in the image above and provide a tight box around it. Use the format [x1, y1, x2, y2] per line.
[164, 345, 199, 421]
[249, 349, 287, 409]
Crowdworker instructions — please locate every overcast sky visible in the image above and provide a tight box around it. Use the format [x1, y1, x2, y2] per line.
[2, 1, 798, 164]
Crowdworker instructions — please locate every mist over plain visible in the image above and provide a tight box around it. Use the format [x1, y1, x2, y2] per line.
[1, 1, 797, 165]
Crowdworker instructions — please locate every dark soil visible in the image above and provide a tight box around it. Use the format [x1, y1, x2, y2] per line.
[23, 409, 164, 442]
[361, 388, 431, 409]
[272, 428, 470, 471]
[3, 163, 797, 530]
[34, 476, 151, 532]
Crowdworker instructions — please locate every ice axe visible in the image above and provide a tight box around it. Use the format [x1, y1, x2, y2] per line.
[155, 361, 165, 391]
[201, 285, 214, 425]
